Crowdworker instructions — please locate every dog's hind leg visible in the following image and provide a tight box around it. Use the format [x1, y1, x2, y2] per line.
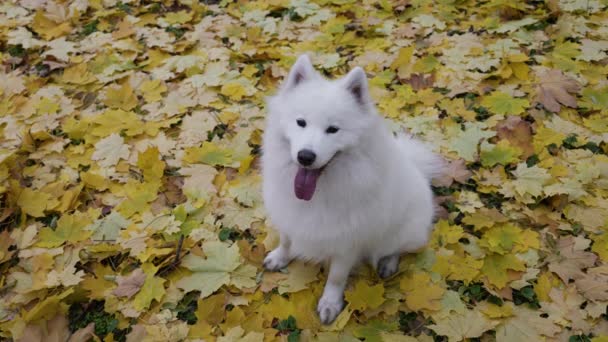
[376, 254, 400, 279]
[263, 233, 293, 271]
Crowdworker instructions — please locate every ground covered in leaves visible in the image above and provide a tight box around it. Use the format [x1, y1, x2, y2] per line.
[1, 0, 608, 341]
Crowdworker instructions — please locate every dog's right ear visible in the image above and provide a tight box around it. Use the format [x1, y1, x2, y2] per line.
[281, 55, 316, 92]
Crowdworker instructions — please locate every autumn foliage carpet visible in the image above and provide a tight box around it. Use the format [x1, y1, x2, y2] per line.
[1, 0, 608, 341]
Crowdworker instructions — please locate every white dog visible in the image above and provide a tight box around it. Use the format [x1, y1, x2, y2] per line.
[261, 55, 443, 324]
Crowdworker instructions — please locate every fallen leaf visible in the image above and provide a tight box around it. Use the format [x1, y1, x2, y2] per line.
[547, 236, 597, 283]
[400, 272, 445, 311]
[481, 253, 526, 288]
[91, 133, 130, 168]
[496, 306, 560, 342]
[345, 280, 385, 311]
[481, 91, 529, 116]
[535, 68, 581, 113]
[113, 268, 146, 298]
[429, 309, 498, 342]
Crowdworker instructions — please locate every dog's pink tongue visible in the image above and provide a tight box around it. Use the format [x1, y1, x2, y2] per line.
[294, 167, 321, 201]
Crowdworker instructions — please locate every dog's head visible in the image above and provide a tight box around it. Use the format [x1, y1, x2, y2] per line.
[267, 55, 376, 171]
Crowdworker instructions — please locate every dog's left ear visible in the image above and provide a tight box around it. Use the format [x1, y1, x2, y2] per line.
[342, 67, 370, 105]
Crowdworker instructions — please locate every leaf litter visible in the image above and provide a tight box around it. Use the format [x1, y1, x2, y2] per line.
[0, 0, 608, 341]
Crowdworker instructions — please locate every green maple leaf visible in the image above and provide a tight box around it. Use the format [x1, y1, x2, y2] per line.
[448, 122, 496, 161]
[86, 211, 130, 241]
[481, 91, 529, 115]
[481, 253, 526, 288]
[511, 163, 551, 197]
[37, 214, 93, 248]
[580, 87, 608, 110]
[133, 263, 166, 311]
[353, 319, 399, 342]
[429, 309, 497, 341]
[183, 142, 234, 167]
[176, 241, 255, 298]
[344, 280, 385, 311]
[479, 224, 521, 254]
[480, 140, 522, 167]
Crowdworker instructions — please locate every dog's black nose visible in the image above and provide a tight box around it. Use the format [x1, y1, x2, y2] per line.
[297, 149, 316, 166]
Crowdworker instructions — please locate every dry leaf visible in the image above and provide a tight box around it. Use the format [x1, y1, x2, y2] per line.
[535, 68, 581, 113]
[112, 268, 146, 298]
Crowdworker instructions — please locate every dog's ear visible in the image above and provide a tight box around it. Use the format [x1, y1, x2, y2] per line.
[282, 54, 316, 91]
[342, 67, 369, 105]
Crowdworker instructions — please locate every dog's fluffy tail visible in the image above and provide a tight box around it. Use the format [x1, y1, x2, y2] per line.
[397, 135, 445, 181]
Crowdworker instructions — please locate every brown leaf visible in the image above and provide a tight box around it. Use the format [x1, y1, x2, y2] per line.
[164, 175, 187, 206]
[394, 23, 419, 38]
[18, 315, 70, 342]
[237, 240, 266, 266]
[574, 266, 608, 301]
[42, 59, 68, 71]
[548, 236, 597, 283]
[0, 230, 15, 263]
[126, 324, 147, 342]
[496, 116, 534, 158]
[18, 323, 43, 342]
[535, 69, 581, 113]
[260, 271, 288, 293]
[402, 73, 435, 90]
[68, 323, 96, 342]
[46, 315, 71, 342]
[434, 159, 472, 187]
[544, 287, 590, 332]
[112, 19, 136, 39]
[112, 268, 146, 298]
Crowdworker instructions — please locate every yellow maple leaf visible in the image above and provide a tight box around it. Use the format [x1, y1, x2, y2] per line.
[61, 63, 97, 85]
[183, 142, 234, 167]
[23, 288, 73, 322]
[31, 11, 72, 40]
[81, 171, 109, 191]
[480, 224, 521, 254]
[163, 10, 194, 25]
[430, 220, 464, 248]
[81, 264, 116, 300]
[133, 263, 166, 311]
[17, 188, 51, 218]
[137, 147, 166, 183]
[390, 46, 415, 70]
[90, 109, 144, 137]
[220, 82, 248, 101]
[103, 83, 139, 111]
[429, 309, 498, 341]
[481, 253, 526, 288]
[432, 253, 483, 284]
[35, 97, 60, 115]
[117, 180, 159, 218]
[534, 272, 562, 302]
[37, 213, 93, 248]
[139, 79, 167, 102]
[532, 126, 566, 153]
[591, 233, 608, 261]
[277, 261, 319, 294]
[479, 302, 514, 319]
[400, 272, 445, 311]
[481, 91, 529, 116]
[345, 280, 385, 311]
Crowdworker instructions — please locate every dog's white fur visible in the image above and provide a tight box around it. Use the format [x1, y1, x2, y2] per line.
[261, 55, 443, 324]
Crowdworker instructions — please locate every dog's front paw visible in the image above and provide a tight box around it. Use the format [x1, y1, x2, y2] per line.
[317, 295, 344, 325]
[263, 248, 291, 271]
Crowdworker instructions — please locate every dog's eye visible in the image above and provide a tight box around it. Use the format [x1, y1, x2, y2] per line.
[296, 119, 306, 128]
[326, 126, 339, 134]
